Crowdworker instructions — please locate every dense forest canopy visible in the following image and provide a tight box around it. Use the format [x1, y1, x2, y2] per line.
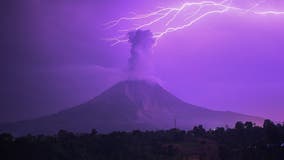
[1, 119, 284, 160]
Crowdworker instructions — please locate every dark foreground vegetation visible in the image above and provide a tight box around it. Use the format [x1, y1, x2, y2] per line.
[1, 119, 284, 160]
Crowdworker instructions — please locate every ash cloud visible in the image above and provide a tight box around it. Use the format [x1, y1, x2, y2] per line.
[127, 30, 156, 79]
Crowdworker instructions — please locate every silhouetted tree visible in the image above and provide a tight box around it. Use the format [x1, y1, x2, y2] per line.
[263, 119, 275, 129]
[263, 119, 279, 144]
[0, 133, 13, 143]
[244, 121, 253, 129]
[235, 121, 245, 130]
[192, 125, 206, 137]
[91, 129, 98, 135]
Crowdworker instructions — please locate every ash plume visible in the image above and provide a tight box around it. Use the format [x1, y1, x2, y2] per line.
[127, 30, 156, 79]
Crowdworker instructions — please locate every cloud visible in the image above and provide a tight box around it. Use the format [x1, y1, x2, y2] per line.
[127, 30, 156, 79]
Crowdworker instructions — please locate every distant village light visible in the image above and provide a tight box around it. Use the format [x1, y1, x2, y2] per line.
[281, 143, 284, 148]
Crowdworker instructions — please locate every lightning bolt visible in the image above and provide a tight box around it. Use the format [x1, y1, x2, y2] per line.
[105, 0, 284, 46]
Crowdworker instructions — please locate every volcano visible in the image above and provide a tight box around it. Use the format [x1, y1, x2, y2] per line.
[0, 80, 264, 136]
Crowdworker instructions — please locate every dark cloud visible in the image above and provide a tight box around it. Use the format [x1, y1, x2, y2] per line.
[127, 30, 156, 79]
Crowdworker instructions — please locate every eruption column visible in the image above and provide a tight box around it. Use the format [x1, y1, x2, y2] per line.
[127, 30, 156, 79]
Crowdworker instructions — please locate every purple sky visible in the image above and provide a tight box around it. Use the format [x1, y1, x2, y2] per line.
[1, 0, 284, 123]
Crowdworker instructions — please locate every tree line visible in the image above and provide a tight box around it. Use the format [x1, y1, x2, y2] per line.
[0, 119, 284, 160]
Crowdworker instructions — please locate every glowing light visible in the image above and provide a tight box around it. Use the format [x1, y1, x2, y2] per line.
[105, 0, 284, 46]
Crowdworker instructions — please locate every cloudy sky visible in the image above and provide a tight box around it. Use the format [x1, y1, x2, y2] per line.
[1, 0, 284, 123]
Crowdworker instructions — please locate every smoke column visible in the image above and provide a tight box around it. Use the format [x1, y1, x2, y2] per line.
[127, 30, 156, 79]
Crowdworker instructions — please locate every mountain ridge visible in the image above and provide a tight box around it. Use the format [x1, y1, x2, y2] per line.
[0, 80, 264, 136]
